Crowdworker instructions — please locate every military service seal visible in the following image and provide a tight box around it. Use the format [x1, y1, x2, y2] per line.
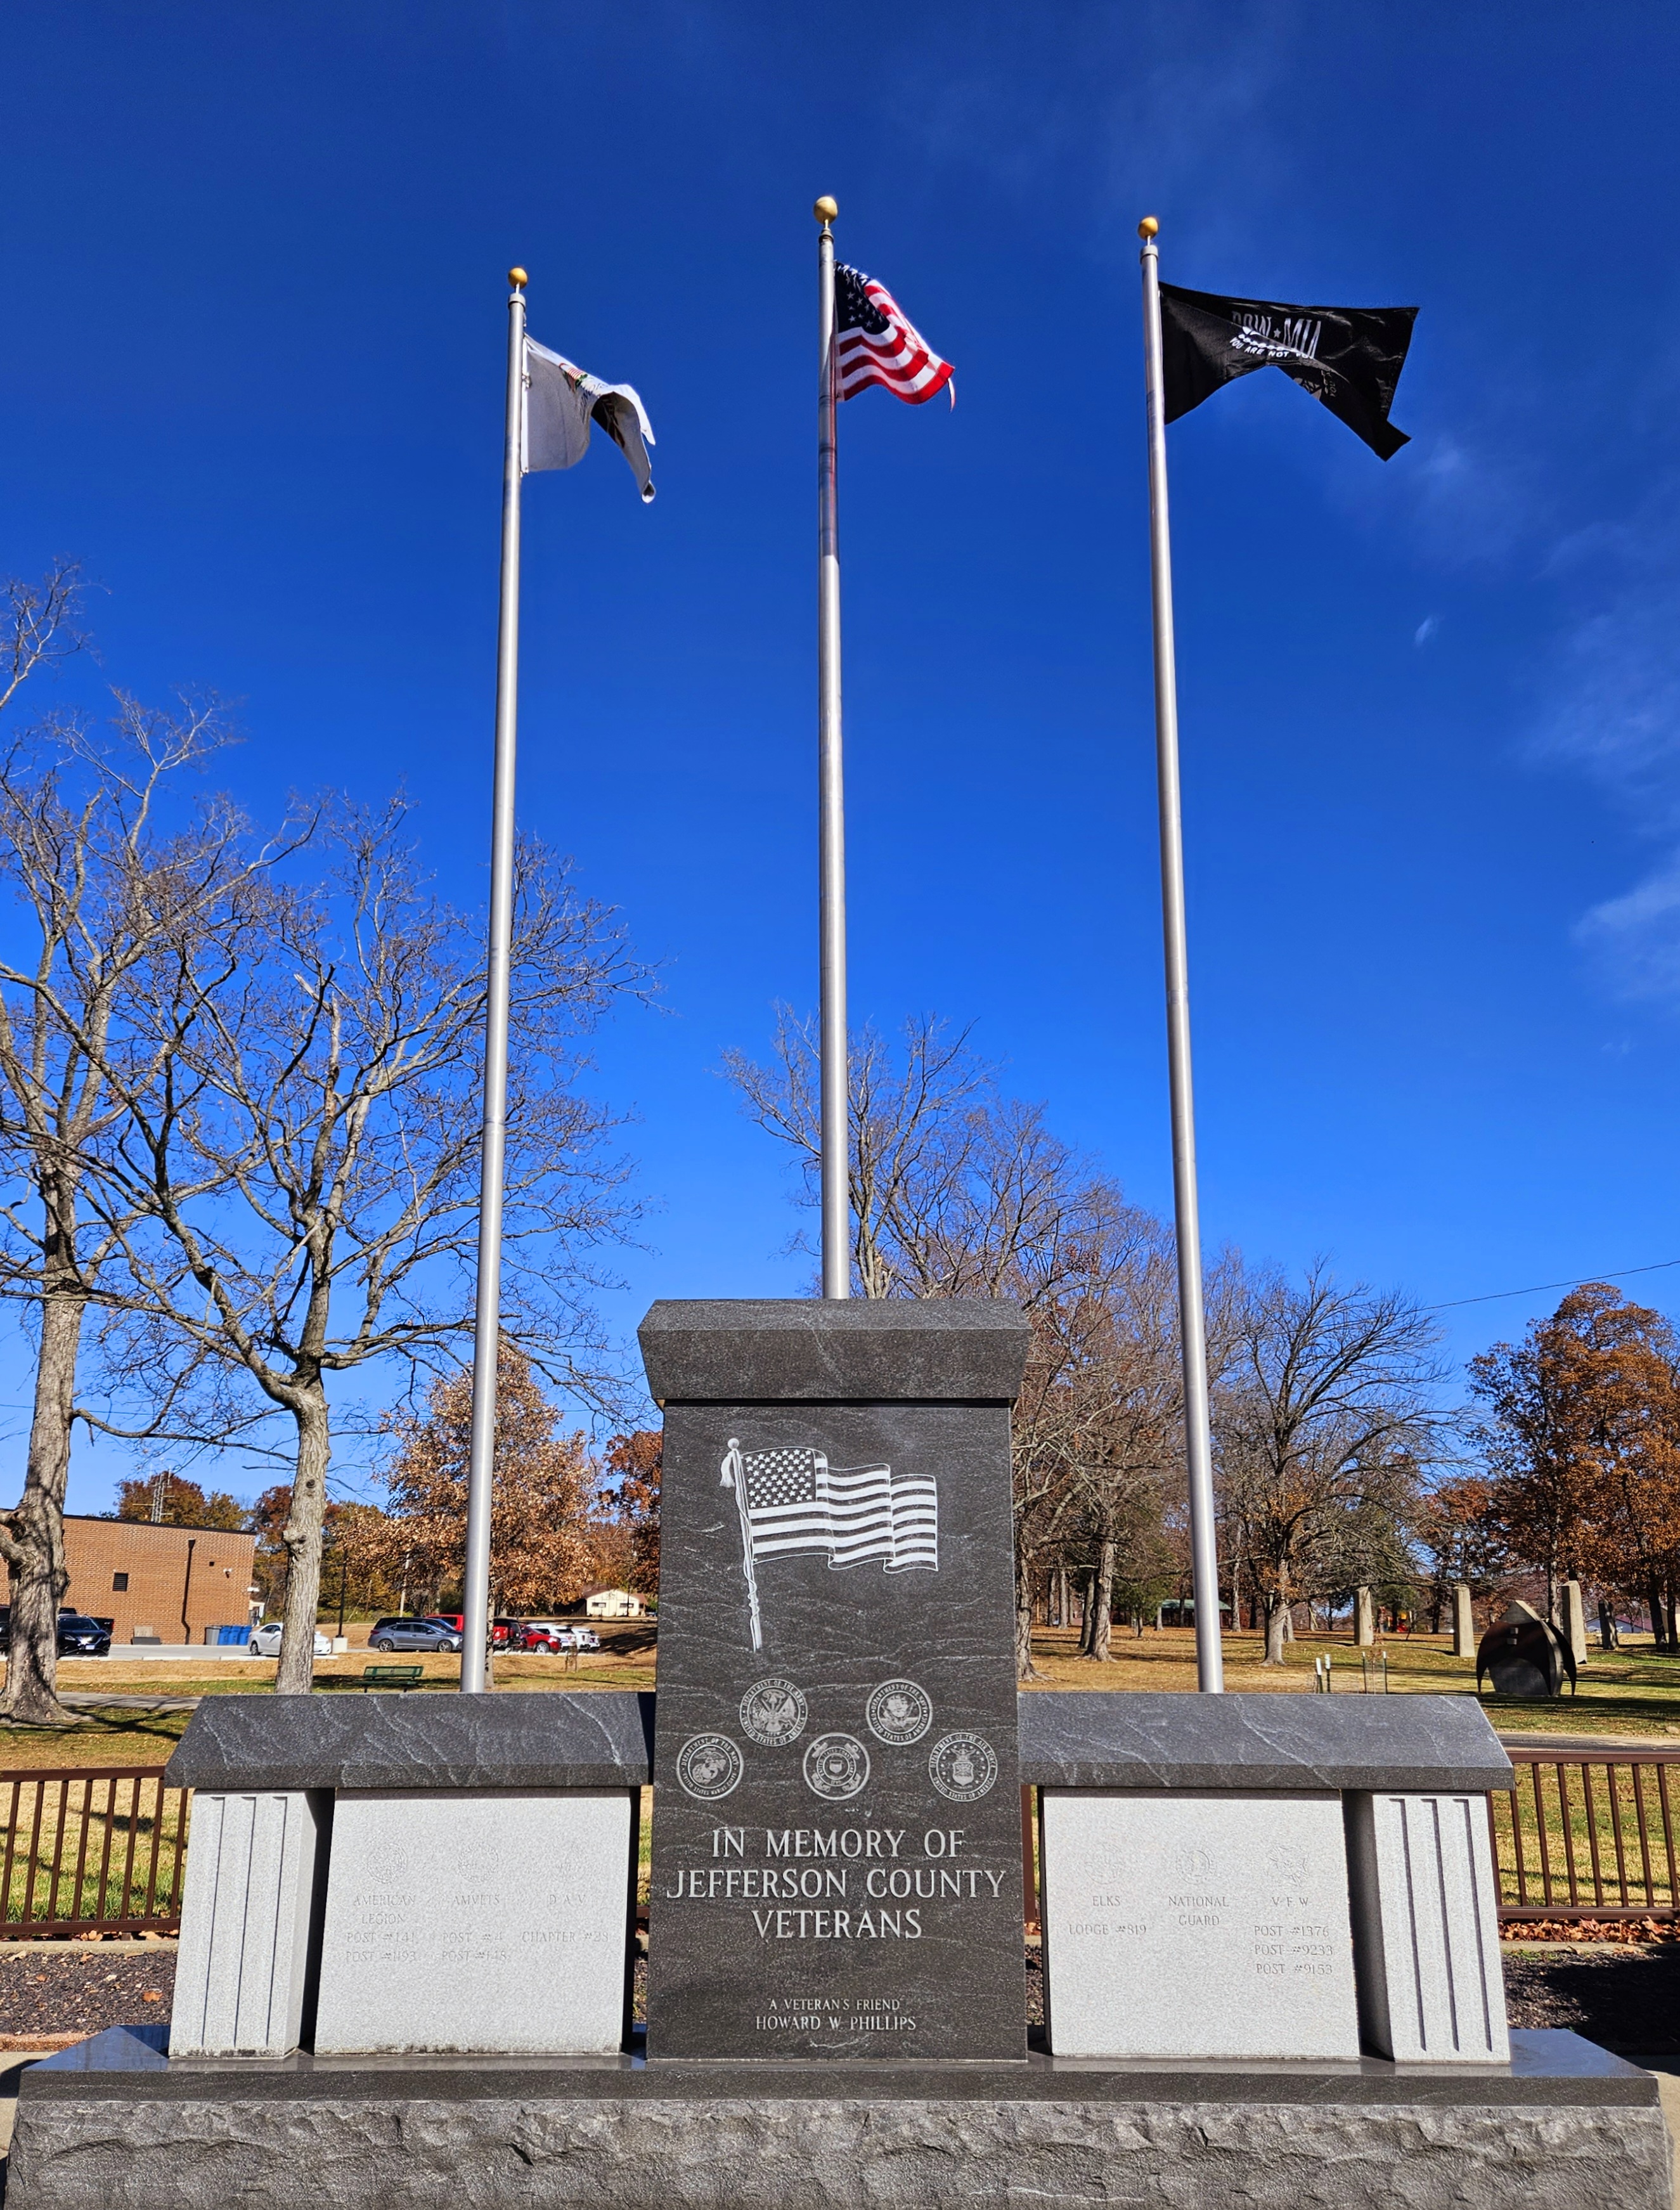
[927, 1730, 997, 1802]
[803, 1731, 871, 1801]
[739, 1676, 808, 1747]
[675, 1733, 744, 1801]
[865, 1678, 933, 1745]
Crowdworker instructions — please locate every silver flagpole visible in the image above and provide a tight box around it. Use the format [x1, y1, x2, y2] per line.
[460, 263, 528, 1693]
[1138, 217, 1224, 1694]
[815, 195, 850, 1300]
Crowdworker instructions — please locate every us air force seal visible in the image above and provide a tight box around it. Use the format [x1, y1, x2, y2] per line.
[865, 1678, 933, 1745]
[675, 1734, 744, 1801]
[739, 1677, 808, 1747]
[927, 1731, 997, 1802]
[803, 1731, 870, 1801]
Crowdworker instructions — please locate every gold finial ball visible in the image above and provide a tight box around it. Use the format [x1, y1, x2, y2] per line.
[1137, 216, 1160, 240]
[508, 266, 529, 287]
[813, 196, 839, 224]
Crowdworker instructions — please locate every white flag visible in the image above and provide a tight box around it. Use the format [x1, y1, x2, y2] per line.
[522, 337, 656, 502]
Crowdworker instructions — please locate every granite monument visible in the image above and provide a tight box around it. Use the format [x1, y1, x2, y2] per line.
[640, 1297, 1029, 2061]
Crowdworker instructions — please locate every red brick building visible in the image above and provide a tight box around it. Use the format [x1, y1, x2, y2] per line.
[61, 1517, 259, 1646]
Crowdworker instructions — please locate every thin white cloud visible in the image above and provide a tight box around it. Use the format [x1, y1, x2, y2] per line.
[1537, 481, 1680, 1000]
[1414, 615, 1438, 646]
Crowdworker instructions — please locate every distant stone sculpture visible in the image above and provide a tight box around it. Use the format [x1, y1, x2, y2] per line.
[1452, 1583, 1474, 1658]
[1563, 1580, 1588, 1666]
[1475, 1600, 1577, 1699]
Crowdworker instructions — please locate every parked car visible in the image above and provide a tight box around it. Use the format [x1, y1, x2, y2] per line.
[246, 1621, 333, 1658]
[425, 1614, 518, 1648]
[367, 1617, 463, 1653]
[518, 1622, 578, 1653]
[0, 1610, 112, 1657]
[572, 1628, 601, 1651]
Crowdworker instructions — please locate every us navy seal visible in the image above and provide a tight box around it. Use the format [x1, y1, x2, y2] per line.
[866, 1678, 933, 1745]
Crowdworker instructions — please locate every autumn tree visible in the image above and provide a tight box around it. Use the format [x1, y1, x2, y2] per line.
[1412, 1473, 1509, 1629]
[113, 1471, 248, 1532]
[1471, 1286, 1680, 1643]
[604, 1429, 661, 1597]
[81, 802, 643, 1693]
[1216, 1264, 1441, 1664]
[371, 1339, 607, 1615]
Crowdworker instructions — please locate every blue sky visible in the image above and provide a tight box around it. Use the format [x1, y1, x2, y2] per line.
[6, 2, 1680, 1509]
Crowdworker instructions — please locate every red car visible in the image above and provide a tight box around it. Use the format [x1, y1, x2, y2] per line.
[518, 1621, 574, 1652]
[426, 1614, 520, 1648]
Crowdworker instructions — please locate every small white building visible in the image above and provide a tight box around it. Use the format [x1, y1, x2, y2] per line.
[581, 1586, 644, 1619]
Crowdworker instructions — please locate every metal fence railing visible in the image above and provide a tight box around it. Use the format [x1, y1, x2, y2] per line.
[0, 1768, 190, 1935]
[1490, 1746, 1680, 1922]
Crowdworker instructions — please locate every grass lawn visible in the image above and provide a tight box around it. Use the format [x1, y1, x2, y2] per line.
[1021, 1624, 1680, 1738]
[0, 1619, 1676, 1770]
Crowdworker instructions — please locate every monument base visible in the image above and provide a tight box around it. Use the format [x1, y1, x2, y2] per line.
[11, 2026, 1669, 2210]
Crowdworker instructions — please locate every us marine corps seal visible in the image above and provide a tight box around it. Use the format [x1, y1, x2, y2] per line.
[803, 1731, 870, 1801]
[739, 1676, 808, 1747]
[675, 1733, 744, 1801]
[927, 1731, 997, 1802]
[865, 1678, 933, 1745]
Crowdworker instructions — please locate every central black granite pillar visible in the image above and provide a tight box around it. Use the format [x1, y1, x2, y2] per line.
[640, 1298, 1029, 2062]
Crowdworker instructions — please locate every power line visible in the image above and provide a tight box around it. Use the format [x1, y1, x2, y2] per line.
[1426, 1257, 1680, 1314]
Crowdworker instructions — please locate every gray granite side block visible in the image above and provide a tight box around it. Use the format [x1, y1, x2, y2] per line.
[169, 1790, 326, 2058]
[638, 1297, 1030, 1404]
[1017, 1691, 1515, 1794]
[163, 1691, 654, 1793]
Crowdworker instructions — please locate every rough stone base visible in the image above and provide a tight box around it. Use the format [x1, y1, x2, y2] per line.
[10, 2029, 1669, 2210]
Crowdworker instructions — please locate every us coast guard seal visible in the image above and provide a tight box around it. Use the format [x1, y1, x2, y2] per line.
[676, 1734, 744, 1801]
[928, 1731, 997, 1802]
[803, 1732, 870, 1802]
[740, 1677, 808, 1747]
[866, 1679, 933, 1745]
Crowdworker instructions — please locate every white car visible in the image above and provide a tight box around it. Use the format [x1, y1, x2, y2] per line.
[519, 1622, 578, 1652]
[246, 1620, 332, 1658]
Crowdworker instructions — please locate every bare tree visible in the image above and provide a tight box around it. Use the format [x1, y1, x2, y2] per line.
[723, 1011, 1173, 1676]
[1216, 1263, 1441, 1665]
[0, 562, 89, 720]
[0, 585, 268, 1722]
[88, 802, 646, 1693]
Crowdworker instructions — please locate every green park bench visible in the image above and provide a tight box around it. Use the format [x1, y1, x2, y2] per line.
[359, 1664, 425, 1692]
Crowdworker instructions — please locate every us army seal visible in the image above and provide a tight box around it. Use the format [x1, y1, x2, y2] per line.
[740, 1677, 808, 1748]
[675, 1734, 744, 1802]
[927, 1731, 997, 1803]
[865, 1678, 933, 1745]
[803, 1731, 870, 1802]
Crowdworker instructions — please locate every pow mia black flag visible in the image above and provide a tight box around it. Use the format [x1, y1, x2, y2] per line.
[1159, 283, 1417, 460]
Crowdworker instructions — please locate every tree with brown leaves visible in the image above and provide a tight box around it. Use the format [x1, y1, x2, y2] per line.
[372, 1340, 607, 1619]
[113, 1472, 248, 1532]
[604, 1430, 661, 1597]
[1471, 1285, 1680, 1641]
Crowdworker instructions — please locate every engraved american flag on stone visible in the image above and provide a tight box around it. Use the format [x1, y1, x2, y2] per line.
[733, 1445, 938, 1574]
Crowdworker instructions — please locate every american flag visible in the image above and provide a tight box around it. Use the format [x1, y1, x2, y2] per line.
[835, 266, 953, 407]
[728, 1445, 938, 1574]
